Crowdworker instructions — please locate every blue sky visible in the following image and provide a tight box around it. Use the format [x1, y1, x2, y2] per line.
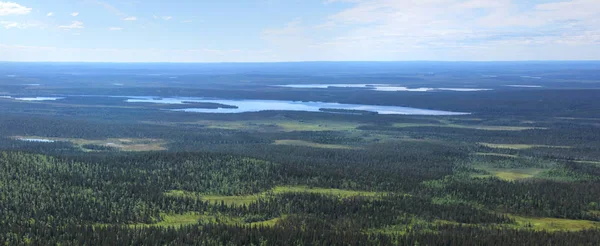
[0, 0, 599, 62]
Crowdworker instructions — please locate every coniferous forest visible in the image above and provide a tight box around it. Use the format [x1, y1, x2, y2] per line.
[1, 62, 600, 245]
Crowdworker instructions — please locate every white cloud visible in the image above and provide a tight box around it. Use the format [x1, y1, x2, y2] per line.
[2, 0, 600, 62]
[0, 1, 31, 15]
[260, 0, 600, 61]
[59, 21, 84, 29]
[1, 21, 19, 29]
[71, 12, 79, 17]
[123, 16, 136, 21]
[153, 15, 172, 20]
[1, 21, 40, 29]
[47, 12, 53, 17]
[108, 27, 123, 31]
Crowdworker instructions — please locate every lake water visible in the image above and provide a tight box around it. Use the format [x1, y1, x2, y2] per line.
[506, 85, 543, 88]
[18, 138, 55, 143]
[275, 84, 491, 92]
[13, 97, 65, 101]
[520, 76, 542, 79]
[126, 97, 469, 115]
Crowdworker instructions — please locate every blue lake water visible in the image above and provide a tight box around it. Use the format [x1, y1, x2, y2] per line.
[126, 97, 469, 115]
[13, 97, 65, 101]
[275, 84, 491, 92]
[18, 138, 55, 143]
[506, 85, 543, 88]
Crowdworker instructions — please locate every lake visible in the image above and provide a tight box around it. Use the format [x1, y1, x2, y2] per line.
[1, 96, 66, 101]
[126, 97, 469, 115]
[275, 84, 491, 92]
[18, 138, 55, 143]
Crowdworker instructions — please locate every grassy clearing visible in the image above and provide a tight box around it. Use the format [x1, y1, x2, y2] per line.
[138, 213, 203, 228]
[358, 133, 441, 144]
[474, 152, 519, 158]
[275, 121, 360, 132]
[274, 140, 355, 149]
[367, 218, 462, 236]
[249, 217, 283, 227]
[164, 190, 263, 206]
[196, 213, 284, 227]
[129, 213, 285, 228]
[575, 160, 600, 166]
[491, 169, 545, 181]
[165, 186, 382, 206]
[480, 143, 571, 150]
[272, 186, 379, 197]
[473, 167, 545, 181]
[393, 123, 545, 131]
[154, 191, 599, 232]
[370, 214, 600, 234]
[202, 194, 262, 206]
[509, 214, 600, 231]
[12, 136, 166, 151]
[144, 119, 361, 132]
[180, 120, 361, 132]
[94, 213, 203, 228]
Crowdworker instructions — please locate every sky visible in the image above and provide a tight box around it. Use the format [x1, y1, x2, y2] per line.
[0, 0, 599, 62]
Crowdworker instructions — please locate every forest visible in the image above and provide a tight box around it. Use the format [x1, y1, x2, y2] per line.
[1, 62, 600, 245]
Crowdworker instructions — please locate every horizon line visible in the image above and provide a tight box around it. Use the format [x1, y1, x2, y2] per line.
[1, 60, 599, 64]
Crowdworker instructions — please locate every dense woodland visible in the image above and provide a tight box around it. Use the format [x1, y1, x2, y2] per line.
[1, 63, 600, 245]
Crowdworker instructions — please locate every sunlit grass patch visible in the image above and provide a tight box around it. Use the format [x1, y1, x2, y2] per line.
[163, 190, 202, 199]
[474, 167, 545, 181]
[393, 123, 545, 131]
[164, 190, 261, 206]
[371, 213, 600, 233]
[366, 218, 460, 236]
[274, 140, 355, 149]
[480, 143, 571, 150]
[196, 214, 284, 227]
[129, 213, 284, 228]
[272, 186, 379, 197]
[12, 136, 167, 151]
[202, 194, 263, 206]
[151, 213, 203, 227]
[271, 120, 360, 132]
[165, 186, 382, 206]
[474, 152, 519, 158]
[575, 160, 600, 166]
[491, 169, 544, 181]
[508, 214, 600, 231]
[179, 119, 362, 132]
[118, 213, 203, 228]
[249, 216, 283, 227]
